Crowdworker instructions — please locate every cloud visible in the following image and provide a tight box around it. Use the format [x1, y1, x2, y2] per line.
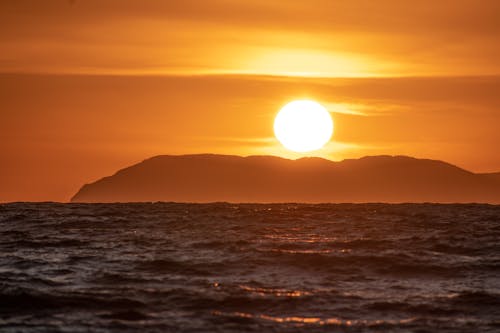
[324, 103, 370, 116]
[323, 101, 418, 117]
[190, 136, 276, 145]
[0, 1, 499, 76]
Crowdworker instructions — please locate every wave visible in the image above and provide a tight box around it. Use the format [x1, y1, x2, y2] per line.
[0, 202, 498, 332]
[0, 287, 146, 313]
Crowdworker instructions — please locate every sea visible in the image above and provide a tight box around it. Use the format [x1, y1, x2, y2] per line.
[0, 203, 499, 333]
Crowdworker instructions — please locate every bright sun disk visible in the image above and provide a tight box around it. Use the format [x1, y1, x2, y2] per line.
[274, 100, 334, 153]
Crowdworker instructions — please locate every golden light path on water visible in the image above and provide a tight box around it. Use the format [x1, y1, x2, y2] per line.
[212, 311, 417, 327]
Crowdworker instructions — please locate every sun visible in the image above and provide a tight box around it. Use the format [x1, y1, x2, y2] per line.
[274, 100, 334, 153]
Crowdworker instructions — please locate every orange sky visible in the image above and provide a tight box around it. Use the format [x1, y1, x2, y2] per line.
[1, 0, 499, 202]
[1, 0, 499, 76]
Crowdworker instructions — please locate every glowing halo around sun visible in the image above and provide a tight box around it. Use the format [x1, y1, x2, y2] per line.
[274, 100, 334, 153]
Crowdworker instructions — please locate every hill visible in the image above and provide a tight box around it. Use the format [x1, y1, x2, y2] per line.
[71, 154, 500, 203]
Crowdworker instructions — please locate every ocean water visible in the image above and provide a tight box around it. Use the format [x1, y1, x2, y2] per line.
[0, 203, 499, 333]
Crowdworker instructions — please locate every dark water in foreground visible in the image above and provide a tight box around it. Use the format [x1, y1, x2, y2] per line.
[0, 203, 499, 333]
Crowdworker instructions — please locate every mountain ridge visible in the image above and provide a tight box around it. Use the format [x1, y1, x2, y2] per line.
[71, 154, 500, 203]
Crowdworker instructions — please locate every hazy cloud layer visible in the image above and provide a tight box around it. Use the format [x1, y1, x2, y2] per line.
[1, 0, 499, 76]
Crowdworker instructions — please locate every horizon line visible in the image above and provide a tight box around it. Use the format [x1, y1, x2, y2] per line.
[2, 200, 499, 205]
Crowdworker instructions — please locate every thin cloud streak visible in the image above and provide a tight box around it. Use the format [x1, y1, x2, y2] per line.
[324, 102, 410, 117]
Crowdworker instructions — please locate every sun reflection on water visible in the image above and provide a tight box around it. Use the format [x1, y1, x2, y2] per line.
[238, 285, 310, 297]
[212, 311, 417, 327]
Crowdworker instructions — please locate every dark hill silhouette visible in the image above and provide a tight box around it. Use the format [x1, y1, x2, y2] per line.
[71, 154, 500, 203]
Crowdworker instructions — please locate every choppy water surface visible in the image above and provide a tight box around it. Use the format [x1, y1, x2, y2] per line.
[0, 203, 499, 332]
